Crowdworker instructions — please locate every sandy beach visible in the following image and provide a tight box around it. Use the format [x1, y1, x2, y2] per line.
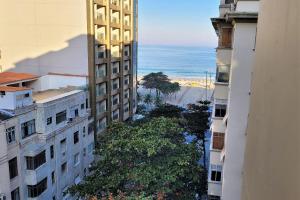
[138, 76, 214, 107]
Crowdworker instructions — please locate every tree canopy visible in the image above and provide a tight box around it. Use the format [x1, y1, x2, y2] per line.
[68, 117, 206, 199]
[141, 72, 180, 97]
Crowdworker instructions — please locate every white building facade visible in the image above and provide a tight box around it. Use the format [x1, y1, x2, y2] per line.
[0, 85, 94, 200]
[208, 0, 259, 199]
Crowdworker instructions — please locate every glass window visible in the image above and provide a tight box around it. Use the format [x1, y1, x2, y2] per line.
[214, 104, 226, 118]
[21, 119, 36, 139]
[11, 187, 20, 200]
[6, 126, 16, 144]
[56, 110, 67, 124]
[27, 178, 47, 198]
[216, 65, 230, 83]
[26, 150, 46, 170]
[47, 117, 52, 125]
[73, 131, 79, 144]
[61, 162, 67, 174]
[210, 165, 222, 182]
[9, 157, 18, 179]
[74, 153, 80, 166]
[51, 171, 55, 184]
[50, 145, 54, 159]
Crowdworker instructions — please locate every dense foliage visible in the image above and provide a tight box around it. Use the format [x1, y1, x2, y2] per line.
[69, 118, 206, 199]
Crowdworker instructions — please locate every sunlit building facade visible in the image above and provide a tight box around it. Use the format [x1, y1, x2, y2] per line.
[0, 0, 138, 139]
[208, 0, 259, 199]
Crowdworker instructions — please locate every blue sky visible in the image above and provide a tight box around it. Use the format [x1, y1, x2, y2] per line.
[139, 0, 219, 47]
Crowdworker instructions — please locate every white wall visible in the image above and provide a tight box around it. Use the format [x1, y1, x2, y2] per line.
[236, 1, 259, 13]
[29, 75, 88, 92]
[0, 90, 33, 110]
[222, 22, 257, 200]
[0, 0, 89, 76]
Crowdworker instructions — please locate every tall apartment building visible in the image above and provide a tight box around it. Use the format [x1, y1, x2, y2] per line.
[0, 73, 94, 200]
[0, 0, 138, 138]
[242, 0, 300, 199]
[208, 0, 259, 199]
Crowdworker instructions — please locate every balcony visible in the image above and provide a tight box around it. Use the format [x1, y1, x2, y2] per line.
[95, 33, 107, 45]
[25, 163, 48, 186]
[110, 17, 121, 28]
[111, 34, 120, 45]
[95, 0, 107, 6]
[95, 14, 107, 26]
[110, 0, 120, 10]
[123, 4, 131, 13]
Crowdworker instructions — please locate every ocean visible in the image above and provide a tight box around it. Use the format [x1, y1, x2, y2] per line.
[138, 45, 216, 79]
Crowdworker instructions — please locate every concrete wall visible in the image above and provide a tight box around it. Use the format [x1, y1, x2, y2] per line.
[236, 1, 259, 12]
[242, 0, 300, 199]
[29, 75, 88, 92]
[0, 90, 33, 110]
[0, 0, 89, 76]
[222, 22, 257, 200]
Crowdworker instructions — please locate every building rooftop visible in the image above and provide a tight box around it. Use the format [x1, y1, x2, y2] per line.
[0, 86, 31, 92]
[0, 110, 14, 122]
[0, 72, 39, 85]
[33, 86, 83, 104]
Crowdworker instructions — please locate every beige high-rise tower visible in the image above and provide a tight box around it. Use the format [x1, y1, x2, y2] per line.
[0, 0, 138, 138]
[242, 0, 300, 199]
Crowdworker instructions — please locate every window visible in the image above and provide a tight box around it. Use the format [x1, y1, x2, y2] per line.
[83, 126, 86, 133]
[73, 131, 79, 144]
[216, 65, 230, 83]
[51, 171, 55, 184]
[74, 153, 80, 166]
[60, 139, 67, 156]
[86, 98, 89, 109]
[27, 178, 47, 198]
[88, 123, 93, 135]
[81, 103, 85, 110]
[61, 162, 67, 174]
[225, 0, 234, 4]
[112, 110, 119, 120]
[6, 126, 16, 144]
[9, 157, 18, 179]
[26, 150, 46, 170]
[21, 119, 36, 139]
[75, 109, 79, 117]
[11, 187, 20, 200]
[50, 145, 54, 159]
[52, 196, 56, 200]
[214, 104, 226, 118]
[213, 132, 225, 150]
[56, 110, 67, 124]
[113, 67, 118, 74]
[210, 165, 222, 182]
[112, 95, 119, 105]
[47, 117, 52, 125]
[124, 79, 129, 85]
[88, 143, 94, 154]
[219, 28, 232, 48]
[24, 93, 30, 98]
[83, 148, 86, 156]
[208, 196, 221, 200]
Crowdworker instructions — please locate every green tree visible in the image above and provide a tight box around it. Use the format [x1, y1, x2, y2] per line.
[143, 93, 153, 105]
[183, 102, 210, 168]
[68, 118, 206, 199]
[160, 82, 181, 98]
[149, 104, 184, 119]
[141, 72, 170, 98]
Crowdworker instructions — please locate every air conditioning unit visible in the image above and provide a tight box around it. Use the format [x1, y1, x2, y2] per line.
[0, 194, 7, 200]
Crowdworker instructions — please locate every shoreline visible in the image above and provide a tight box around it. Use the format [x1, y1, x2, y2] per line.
[137, 75, 214, 89]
